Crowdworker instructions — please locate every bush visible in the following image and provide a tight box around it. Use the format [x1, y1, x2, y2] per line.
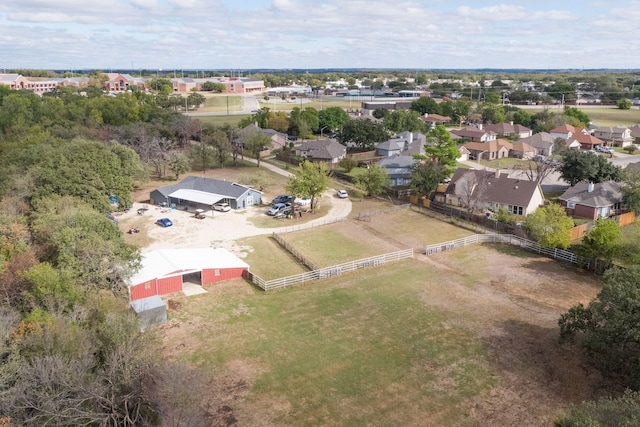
[339, 157, 358, 173]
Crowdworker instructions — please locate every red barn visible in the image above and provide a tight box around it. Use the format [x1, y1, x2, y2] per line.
[128, 248, 249, 301]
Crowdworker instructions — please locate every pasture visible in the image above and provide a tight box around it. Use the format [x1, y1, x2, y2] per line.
[160, 206, 605, 426]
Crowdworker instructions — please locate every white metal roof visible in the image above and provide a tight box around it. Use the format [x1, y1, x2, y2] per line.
[168, 188, 225, 206]
[129, 248, 249, 286]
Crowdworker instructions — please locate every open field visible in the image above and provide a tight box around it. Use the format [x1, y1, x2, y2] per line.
[195, 115, 249, 128]
[523, 106, 640, 127]
[199, 94, 243, 113]
[161, 240, 605, 426]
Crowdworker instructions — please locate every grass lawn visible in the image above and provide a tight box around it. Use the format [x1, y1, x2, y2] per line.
[198, 94, 243, 112]
[236, 235, 309, 280]
[166, 259, 494, 426]
[195, 115, 250, 128]
[618, 220, 640, 265]
[479, 157, 529, 169]
[524, 106, 640, 127]
[259, 98, 358, 112]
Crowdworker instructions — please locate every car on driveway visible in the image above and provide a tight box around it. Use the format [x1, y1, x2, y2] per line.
[272, 195, 295, 205]
[156, 218, 173, 227]
[337, 189, 349, 199]
[267, 203, 289, 216]
[213, 202, 231, 212]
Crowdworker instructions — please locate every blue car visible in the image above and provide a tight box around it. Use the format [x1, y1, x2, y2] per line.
[156, 218, 173, 227]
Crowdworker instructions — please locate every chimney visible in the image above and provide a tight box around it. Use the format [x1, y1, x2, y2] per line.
[477, 123, 483, 130]
[588, 182, 594, 193]
[408, 132, 413, 144]
[510, 121, 514, 126]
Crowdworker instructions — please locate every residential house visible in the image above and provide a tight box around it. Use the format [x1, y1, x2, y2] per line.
[375, 131, 425, 157]
[377, 156, 417, 187]
[457, 145, 471, 162]
[441, 168, 544, 216]
[463, 139, 511, 161]
[592, 126, 633, 147]
[150, 176, 262, 211]
[484, 122, 533, 139]
[419, 113, 451, 128]
[630, 124, 640, 144]
[558, 181, 624, 219]
[238, 124, 287, 152]
[295, 139, 346, 167]
[566, 132, 606, 151]
[515, 132, 555, 156]
[550, 124, 586, 141]
[450, 125, 497, 142]
[510, 141, 537, 159]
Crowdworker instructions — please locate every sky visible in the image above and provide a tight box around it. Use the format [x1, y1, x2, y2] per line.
[1, 0, 639, 71]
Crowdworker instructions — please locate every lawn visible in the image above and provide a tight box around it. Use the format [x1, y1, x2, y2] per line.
[163, 260, 494, 426]
[524, 106, 640, 127]
[479, 157, 530, 170]
[198, 94, 243, 113]
[618, 220, 640, 265]
[237, 235, 309, 280]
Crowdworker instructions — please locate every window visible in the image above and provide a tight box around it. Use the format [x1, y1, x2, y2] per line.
[567, 201, 575, 209]
[508, 205, 523, 215]
[214, 269, 221, 277]
[144, 282, 151, 290]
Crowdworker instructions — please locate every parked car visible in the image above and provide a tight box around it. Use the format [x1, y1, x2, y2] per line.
[337, 189, 349, 199]
[272, 195, 294, 205]
[213, 202, 231, 212]
[267, 203, 289, 216]
[533, 154, 545, 162]
[274, 206, 292, 218]
[296, 197, 311, 206]
[156, 218, 173, 227]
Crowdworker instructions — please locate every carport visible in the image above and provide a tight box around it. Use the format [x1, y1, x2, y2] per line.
[167, 188, 225, 211]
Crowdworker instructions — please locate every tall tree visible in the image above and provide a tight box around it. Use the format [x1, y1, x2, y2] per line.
[559, 265, 640, 387]
[382, 110, 425, 133]
[410, 97, 440, 115]
[410, 162, 444, 198]
[337, 118, 389, 150]
[525, 203, 574, 249]
[285, 160, 331, 212]
[318, 106, 350, 132]
[243, 131, 272, 168]
[355, 164, 391, 197]
[560, 150, 622, 186]
[576, 217, 621, 271]
[423, 123, 459, 175]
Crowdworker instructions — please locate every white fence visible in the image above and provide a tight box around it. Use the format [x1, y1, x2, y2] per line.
[425, 234, 578, 264]
[248, 248, 414, 291]
[277, 216, 347, 234]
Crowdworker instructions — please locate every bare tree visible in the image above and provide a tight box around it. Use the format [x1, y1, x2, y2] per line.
[457, 170, 489, 213]
[513, 158, 557, 184]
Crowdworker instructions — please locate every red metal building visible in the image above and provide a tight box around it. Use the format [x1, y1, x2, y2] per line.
[129, 248, 249, 301]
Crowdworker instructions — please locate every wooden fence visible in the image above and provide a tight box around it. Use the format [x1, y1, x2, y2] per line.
[272, 232, 319, 271]
[425, 234, 578, 264]
[247, 248, 414, 291]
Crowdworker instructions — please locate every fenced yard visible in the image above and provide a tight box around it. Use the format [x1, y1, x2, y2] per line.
[425, 233, 578, 264]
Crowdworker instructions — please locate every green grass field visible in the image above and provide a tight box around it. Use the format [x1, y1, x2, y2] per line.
[168, 259, 494, 425]
[525, 106, 640, 127]
[195, 115, 248, 128]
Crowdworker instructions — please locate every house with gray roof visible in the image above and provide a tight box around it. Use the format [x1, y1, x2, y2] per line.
[377, 156, 417, 187]
[484, 122, 532, 139]
[375, 131, 425, 157]
[515, 132, 556, 156]
[592, 126, 633, 147]
[558, 181, 624, 220]
[450, 126, 497, 142]
[150, 176, 262, 211]
[440, 168, 544, 216]
[238, 124, 287, 151]
[295, 139, 346, 166]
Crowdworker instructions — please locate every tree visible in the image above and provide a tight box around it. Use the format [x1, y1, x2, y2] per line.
[186, 92, 205, 110]
[559, 265, 640, 387]
[243, 130, 272, 167]
[267, 112, 290, 133]
[563, 106, 590, 127]
[201, 81, 225, 92]
[355, 164, 391, 197]
[204, 127, 233, 168]
[337, 118, 389, 150]
[382, 110, 425, 133]
[512, 109, 533, 127]
[514, 157, 558, 184]
[338, 157, 357, 172]
[285, 160, 331, 212]
[576, 217, 621, 271]
[167, 154, 190, 179]
[253, 107, 273, 129]
[559, 150, 622, 186]
[410, 97, 440, 115]
[410, 161, 444, 198]
[524, 203, 574, 249]
[481, 103, 506, 124]
[618, 99, 633, 110]
[622, 167, 640, 214]
[372, 108, 389, 119]
[188, 141, 215, 172]
[422, 123, 459, 175]
[318, 106, 349, 132]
